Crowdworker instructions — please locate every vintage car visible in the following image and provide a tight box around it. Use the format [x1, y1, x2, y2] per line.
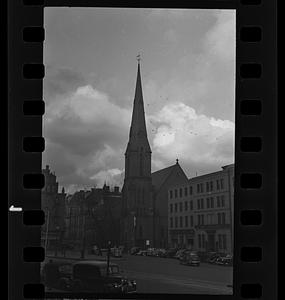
[215, 255, 233, 266]
[162, 248, 178, 258]
[135, 250, 147, 256]
[42, 260, 136, 293]
[130, 247, 141, 255]
[179, 252, 200, 266]
[41, 260, 74, 290]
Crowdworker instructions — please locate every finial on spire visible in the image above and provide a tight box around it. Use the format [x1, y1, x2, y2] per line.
[136, 52, 141, 63]
[176, 158, 179, 164]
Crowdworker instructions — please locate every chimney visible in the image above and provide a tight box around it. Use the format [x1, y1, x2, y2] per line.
[114, 186, 119, 193]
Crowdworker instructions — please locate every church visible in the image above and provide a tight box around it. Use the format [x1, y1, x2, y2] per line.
[120, 59, 189, 250]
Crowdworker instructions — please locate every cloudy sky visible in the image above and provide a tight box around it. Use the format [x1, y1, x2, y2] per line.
[43, 8, 236, 194]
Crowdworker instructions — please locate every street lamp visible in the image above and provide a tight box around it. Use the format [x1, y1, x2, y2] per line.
[55, 225, 60, 257]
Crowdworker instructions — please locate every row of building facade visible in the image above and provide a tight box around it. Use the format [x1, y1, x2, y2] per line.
[41, 163, 234, 254]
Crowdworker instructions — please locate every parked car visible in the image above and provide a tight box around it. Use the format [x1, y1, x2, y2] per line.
[44, 260, 137, 293]
[207, 252, 221, 264]
[174, 249, 187, 260]
[155, 248, 167, 257]
[135, 250, 147, 256]
[215, 254, 233, 266]
[41, 260, 74, 290]
[179, 252, 200, 266]
[162, 248, 178, 258]
[130, 247, 141, 255]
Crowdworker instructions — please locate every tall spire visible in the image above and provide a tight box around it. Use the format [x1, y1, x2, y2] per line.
[129, 58, 148, 143]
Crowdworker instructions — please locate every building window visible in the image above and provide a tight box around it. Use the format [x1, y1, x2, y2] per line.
[175, 203, 178, 213]
[175, 189, 178, 198]
[185, 216, 188, 227]
[200, 183, 204, 193]
[170, 190, 173, 199]
[179, 188, 183, 197]
[223, 235, 227, 249]
[198, 234, 201, 248]
[180, 216, 183, 227]
[218, 213, 221, 224]
[201, 198, 204, 209]
[198, 215, 200, 225]
[216, 180, 220, 190]
[201, 214, 204, 225]
[170, 217, 173, 228]
[222, 212, 226, 224]
[175, 217, 178, 228]
[202, 234, 205, 248]
[217, 196, 220, 207]
[206, 182, 209, 192]
[220, 178, 224, 189]
[190, 201, 193, 210]
[221, 195, 225, 207]
[207, 198, 210, 208]
[189, 186, 193, 195]
[170, 203, 173, 213]
[179, 202, 183, 212]
[218, 234, 222, 249]
[197, 184, 200, 193]
[184, 201, 188, 211]
[190, 216, 194, 227]
[184, 187, 188, 196]
[211, 197, 214, 208]
[197, 199, 200, 209]
[207, 181, 213, 192]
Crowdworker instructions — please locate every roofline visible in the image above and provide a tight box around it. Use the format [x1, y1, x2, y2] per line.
[188, 164, 235, 181]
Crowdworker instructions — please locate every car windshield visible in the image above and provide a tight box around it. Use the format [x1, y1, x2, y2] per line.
[58, 264, 73, 275]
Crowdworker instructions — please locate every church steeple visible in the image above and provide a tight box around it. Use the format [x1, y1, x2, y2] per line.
[129, 62, 149, 141]
[125, 58, 151, 179]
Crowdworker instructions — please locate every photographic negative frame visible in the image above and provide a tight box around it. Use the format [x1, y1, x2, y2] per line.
[7, 0, 277, 299]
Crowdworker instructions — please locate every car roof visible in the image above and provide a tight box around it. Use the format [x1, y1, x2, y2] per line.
[45, 260, 74, 266]
[74, 260, 118, 267]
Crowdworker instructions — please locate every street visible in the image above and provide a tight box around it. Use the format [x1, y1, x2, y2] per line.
[118, 255, 232, 294]
[44, 253, 233, 294]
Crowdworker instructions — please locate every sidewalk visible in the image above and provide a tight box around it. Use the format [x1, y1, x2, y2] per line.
[45, 250, 126, 261]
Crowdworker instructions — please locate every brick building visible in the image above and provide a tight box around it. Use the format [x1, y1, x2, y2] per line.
[65, 185, 122, 251]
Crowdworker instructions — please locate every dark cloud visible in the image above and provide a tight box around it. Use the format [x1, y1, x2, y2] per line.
[44, 66, 87, 98]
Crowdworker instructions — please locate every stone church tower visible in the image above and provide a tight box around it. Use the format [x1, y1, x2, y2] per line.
[121, 60, 154, 249]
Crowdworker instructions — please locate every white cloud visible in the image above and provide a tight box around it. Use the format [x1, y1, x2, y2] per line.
[90, 168, 124, 187]
[150, 102, 234, 169]
[43, 84, 132, 193]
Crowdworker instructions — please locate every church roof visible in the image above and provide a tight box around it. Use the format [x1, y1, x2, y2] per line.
[151, 163, 178, 191]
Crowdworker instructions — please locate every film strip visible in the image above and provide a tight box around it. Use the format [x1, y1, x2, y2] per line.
[8, 0, 277, 299]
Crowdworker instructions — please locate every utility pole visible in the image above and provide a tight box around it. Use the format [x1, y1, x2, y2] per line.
[81, 212, 86, 259]
[106, 240, 111, 276]
[44, 210, 50, 254]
